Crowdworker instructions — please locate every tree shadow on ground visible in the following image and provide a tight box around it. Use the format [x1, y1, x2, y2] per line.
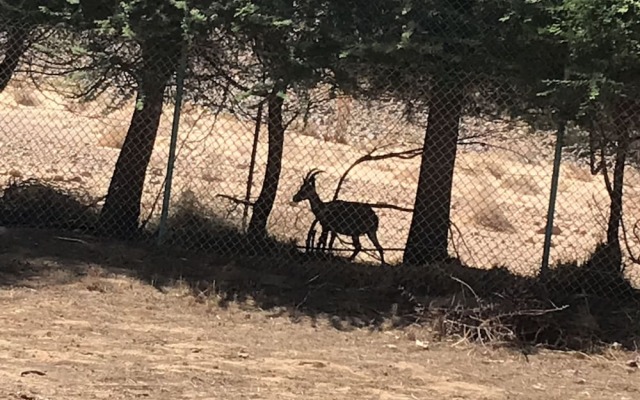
[2, 226, 640, 353]
[1, 179, 640, 352]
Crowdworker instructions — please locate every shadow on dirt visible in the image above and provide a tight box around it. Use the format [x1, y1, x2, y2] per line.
[1, 179, 640, 352]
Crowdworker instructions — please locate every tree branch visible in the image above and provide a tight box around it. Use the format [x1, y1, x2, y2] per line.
[216, 194, 255, 206]
[332, 145, 422, 201]
[458, 140, 533, 162]
[362, 202, 413, 213]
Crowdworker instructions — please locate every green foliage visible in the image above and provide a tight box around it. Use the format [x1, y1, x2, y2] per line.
[315, 0, 564, 115]
[7, 0, 640, 124]
[0, 0, 77, 24]
[26, 0, 222, 105]
[528, 0, 640, 123]
[218, 0, 343, 91]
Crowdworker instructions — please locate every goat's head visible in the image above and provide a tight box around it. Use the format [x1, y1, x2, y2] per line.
[292, 169, 323, 202]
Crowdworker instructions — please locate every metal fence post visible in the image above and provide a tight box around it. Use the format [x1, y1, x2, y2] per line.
[157, 41, 188, 245]
[541, 119, 567, 275]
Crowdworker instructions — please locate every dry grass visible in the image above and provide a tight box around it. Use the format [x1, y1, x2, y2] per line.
[484, 158, 510, 180]
[564, 162, 594, 182]
[97, 127, 127, 149]
[324, 129, 350, 144]
[63, 99, 91, 114]
[178, 102, 202, 129]
[557, 176, 574, 192]
[12, 85, 41, 107]
[289, 119, 321, 139]
[471, 197, 516, 233]
[500, 174, 543, 196]
[625, 167, 640, 188]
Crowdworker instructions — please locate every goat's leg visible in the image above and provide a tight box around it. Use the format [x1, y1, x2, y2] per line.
[318, 229, 329, 253]
[306, 229, 316, 253]
[305, 219, 319, 253]
[327, 232, 337, 254]
[309, 230, 316, 252]
[348, 235, 362, 261]
[367, 230, 386, 265]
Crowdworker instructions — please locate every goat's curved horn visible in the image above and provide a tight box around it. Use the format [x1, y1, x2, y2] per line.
[304, 168, 319, 179]
[305, 168, 324, 181]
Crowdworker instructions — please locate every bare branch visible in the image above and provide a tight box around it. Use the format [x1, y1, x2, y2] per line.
[362, 202, 413, 213]
[332, 145, 422, 201]
[69, 67, 113, 100]
[216, 194, 255, 207]
[194, 50, 267, 96]
[458, 140, 533, 162]
[450, 275, 481, 303]
[449, 220, 474, 263]
[283, 105, 303, 131]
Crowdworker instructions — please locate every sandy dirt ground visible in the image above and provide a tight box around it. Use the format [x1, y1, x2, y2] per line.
[1, 229, 640, 400]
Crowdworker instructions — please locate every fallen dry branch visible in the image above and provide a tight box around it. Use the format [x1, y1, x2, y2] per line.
[436, 300, 570, 345]
[399, 276, 572, 346]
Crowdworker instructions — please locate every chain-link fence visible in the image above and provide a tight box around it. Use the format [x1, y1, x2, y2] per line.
[2, 2, 640, 346]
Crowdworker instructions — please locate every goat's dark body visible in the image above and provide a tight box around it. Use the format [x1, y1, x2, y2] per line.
[314, 200, 379, 236]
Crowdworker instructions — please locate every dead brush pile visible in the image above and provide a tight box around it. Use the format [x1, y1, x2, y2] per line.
[164, 190, 299, 257]
[0, 178, 99, 230]
[398, 250, 640, 351]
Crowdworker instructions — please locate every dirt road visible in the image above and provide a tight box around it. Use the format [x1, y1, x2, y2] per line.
[0, 231, 639, 399]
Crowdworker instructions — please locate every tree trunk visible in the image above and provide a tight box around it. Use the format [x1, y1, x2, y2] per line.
[606, 132, 628, 246]
[602, 115, 630, 272]
[98, 72, 169, 238]
[247, 86, 287, 240]
[403, 78, 464, 265]
[0, 25, 30, 93]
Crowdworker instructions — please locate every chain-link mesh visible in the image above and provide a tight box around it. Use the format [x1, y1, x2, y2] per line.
[2, 2, 640, 346]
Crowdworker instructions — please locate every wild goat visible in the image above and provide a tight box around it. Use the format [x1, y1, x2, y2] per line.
[292, 169, 385, 264]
